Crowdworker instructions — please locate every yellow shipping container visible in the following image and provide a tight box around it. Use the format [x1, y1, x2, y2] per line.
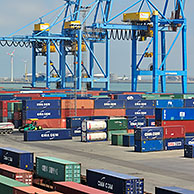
[123, 12, 150, 22]
[34, 23, 50, 31]
[64, 21, 81, 29]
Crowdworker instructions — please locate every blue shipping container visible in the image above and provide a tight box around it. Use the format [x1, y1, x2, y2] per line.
[135, 139, 163, 152]
[72, 127, 82, 136]
[164, 138, 184, 150]
[184, 144, 194, 158]
[123, 134, 134, 147]
[66, 116, 89, 128]
[87, 169, 144, 194]
[128, 117, 146, 129]
[24, 129, 72, 141]
[134, 127, 163, 141]
[146, 118, 155, 126]
[114, 94, 142, 100]
[126, 108, 155, 117]
[156, 186, 194, 194]
[41, 93, 67, 97]
[156, 99, 184, 108]
[125, 100, 155, 109]
[22, 100, 61, 110]
[155, 108, 194, 121]
[94, 99, 125, 109]
[185, 136, 194, 145]
[22, 109, 61, 119]
[184, 99, 194, 107]
[0, 147, 33, 170]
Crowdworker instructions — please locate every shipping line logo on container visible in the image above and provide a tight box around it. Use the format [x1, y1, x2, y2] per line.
[130, 121, 145, 126]
[41, 165, 59, 175]
[37, 101, 51, 108]
[144, 131, 161, 139]
[41, 131, 59, 140]
[37, 111, 51, 118]
[168, 141, 182, 147]
[3, 152, 13, 162]
[97, 177, 113, 191]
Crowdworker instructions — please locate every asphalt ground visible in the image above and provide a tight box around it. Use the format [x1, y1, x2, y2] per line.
[0, 131, 194, 193]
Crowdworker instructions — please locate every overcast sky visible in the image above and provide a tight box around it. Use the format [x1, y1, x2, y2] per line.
[0, 0, 193, 79]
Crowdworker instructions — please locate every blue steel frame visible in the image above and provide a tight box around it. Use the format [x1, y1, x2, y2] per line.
[89, 0, 187, 93]
[0, 0, 187, 93]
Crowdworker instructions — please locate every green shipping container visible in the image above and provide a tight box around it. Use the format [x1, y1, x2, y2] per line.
[112, 133, 128, 146]
[36, 156, 81, 183]
[107, 118, 128, 130]
[0, 175, 29, 194]
[108, 129, 127, 141]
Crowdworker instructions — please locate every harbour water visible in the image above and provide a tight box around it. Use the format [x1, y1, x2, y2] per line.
[0, 82, 194, 93]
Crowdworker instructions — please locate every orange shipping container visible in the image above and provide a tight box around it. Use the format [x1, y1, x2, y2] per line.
[61, 109, 94, 118]
[94, 109, 125, 116]
[61, 99, 94, 109]
[13, 186, 48, 194]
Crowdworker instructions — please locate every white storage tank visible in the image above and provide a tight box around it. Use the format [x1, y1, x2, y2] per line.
[82, 120, 107, 131]
[82, 132, 107, 142]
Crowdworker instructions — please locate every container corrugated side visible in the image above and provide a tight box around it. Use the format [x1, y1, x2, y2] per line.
[184, 144, 194, 158]
[36, 156, 81, 182]
[155, 108, 194, 121]
[163, 126, 185, 139]
[108, 129, 127, 141]
[135, 139, 163, 152]
[0, 164, 33, 185]
[87, 169, 144, 194]
[126, 108, 155, 117]
[53, 181, 112, 194]
[0, 147, 34, 170]
[107, 118, 127, 130]
[94, 99, 125, 109]
[164, 138, 184, 150]
[22, 99, 61, 110]
[24, 129, 72, 141]
[13, 186, 47, 194]
[156, 99, 184, 108]
[125, 100, 155, 108]
[134, 127, 163, 141]
[155, 186, 194, 194]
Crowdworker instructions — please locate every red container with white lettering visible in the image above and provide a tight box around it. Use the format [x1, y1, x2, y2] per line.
[158, 120, 194, 133]
[163, 125, 185, 139]
[0, 164, 33, 185]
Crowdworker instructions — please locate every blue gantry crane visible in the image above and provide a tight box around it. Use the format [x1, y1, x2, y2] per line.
[0, 0, 187, 93]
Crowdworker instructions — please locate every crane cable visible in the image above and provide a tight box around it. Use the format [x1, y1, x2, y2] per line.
[108, 29, 132, 40]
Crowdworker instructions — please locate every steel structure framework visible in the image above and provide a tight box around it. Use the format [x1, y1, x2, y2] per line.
[0, 0, 187, 93]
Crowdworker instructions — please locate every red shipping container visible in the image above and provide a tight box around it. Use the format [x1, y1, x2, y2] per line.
[163, 125, 185, 139]
[0, 108, 8, 117]
[94, 109, 125, 116]
[14, 112, 22, 120]
[159, 120, 194, 133]
[0, 164, 33, 185]
[24, 119, 66, 128]
[145, 115, 155, 119]
[127, 129, 134, 134]
[61, 99, 94, 109]
[38, 192, 62, 194]
[53, 181, 112, 194]
[13, 186, 48, 194]
[14, 93, 40, 98]
[61, 109, 94, 118]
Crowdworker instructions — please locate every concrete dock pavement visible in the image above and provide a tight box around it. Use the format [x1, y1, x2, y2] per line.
[0, 131, 194, 193]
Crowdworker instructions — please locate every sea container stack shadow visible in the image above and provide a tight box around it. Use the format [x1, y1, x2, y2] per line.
[81, 120, 108, 142]
[87, 169, 144, 194]
[134, 127, 164, 152]
[107, 117, 128, 141]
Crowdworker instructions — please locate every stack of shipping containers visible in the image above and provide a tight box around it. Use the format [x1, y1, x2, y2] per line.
[106, 117, 128, 141]
[134, 127, 164, 152]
